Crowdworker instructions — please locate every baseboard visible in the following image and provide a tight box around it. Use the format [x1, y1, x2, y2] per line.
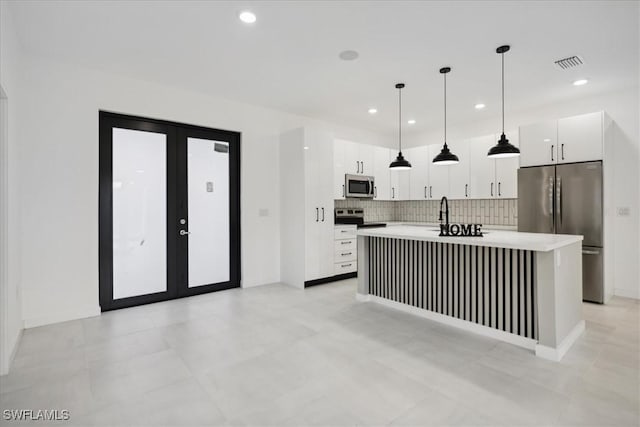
[23, 304, 101, 329]
[535, 320, 585, 362]
[305, 272, 357, 288]
[363, 294, 537, 351]
[614, 288, 640, 300]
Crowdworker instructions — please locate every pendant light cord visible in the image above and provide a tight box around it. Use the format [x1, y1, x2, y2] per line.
[501, 51, 505, 134]
[398, 86, 402, 153]
[444, 72, 447, 145]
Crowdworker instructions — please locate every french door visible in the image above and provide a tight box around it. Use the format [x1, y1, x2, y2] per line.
[99, 112, 240, 311]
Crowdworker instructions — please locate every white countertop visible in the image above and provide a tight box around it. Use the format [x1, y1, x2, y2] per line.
[357, 225, 583, 252]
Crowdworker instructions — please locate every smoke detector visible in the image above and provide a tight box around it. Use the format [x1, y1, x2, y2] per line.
[554, 55, 585, 70]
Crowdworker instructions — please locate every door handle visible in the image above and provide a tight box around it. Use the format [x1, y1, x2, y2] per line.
[179, 230, 190, 236]
[551, 145, 554, 162]
[498, 182, 501, 197]
[342, 184, 345, 198]
[316, 207, 319, 222]
[491, 182, 494, 197]
[561, 144, 565, 161]
[465, 184, 468, 197]
[321, 207, 325, 222]
[582, 249, 600, 255]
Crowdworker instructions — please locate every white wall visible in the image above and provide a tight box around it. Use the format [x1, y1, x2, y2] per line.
[14, 51, 388, 328]
[0, 1, 24, 374]
[405, 87, 640, 299]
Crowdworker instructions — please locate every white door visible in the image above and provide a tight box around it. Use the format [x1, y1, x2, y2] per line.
[333, 139, 346, 199]
[406, 146, 429, 200]
[494, 131, 519, 198]
[558, 112, 603, 163]
[519, 120, 557, 167]
[427, 144, 449, 199]
[372, 146, 391, 200]
[446, 139, 470, 199]
[468, 135, 496, 199]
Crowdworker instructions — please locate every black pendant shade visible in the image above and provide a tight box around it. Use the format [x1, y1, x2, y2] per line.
[488, 133, 520, 158]
[488, 45, 520, 158]
[433, 67, 459, 165]
[390, 83, 411, 170]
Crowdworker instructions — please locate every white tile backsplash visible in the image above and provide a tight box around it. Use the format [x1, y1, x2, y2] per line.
[335, 198, 518, 226]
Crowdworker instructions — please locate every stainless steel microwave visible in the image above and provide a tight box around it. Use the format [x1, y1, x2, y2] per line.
[345, 174, 374, 198]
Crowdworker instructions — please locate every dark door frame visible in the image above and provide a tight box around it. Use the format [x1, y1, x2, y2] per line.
[99, 111, 241, 311]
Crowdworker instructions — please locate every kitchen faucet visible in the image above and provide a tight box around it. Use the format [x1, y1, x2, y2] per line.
[439, 196, 450, 227]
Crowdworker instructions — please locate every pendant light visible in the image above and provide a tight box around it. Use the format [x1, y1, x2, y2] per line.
[488, 45, 520, 158]
[389, 83, 412, 170]
[432, 67, 459, 165]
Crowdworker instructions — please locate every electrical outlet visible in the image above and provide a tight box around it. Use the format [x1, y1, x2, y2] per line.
[617, 207, 630, 216]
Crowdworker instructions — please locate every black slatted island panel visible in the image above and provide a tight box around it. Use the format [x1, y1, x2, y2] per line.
[367, 236, 538, 340]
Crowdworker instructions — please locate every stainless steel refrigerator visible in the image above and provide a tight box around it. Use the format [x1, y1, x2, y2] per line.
[518, 161, 603, 303]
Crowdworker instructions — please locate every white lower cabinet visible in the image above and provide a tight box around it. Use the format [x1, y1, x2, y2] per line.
[334, 225, 357, 274]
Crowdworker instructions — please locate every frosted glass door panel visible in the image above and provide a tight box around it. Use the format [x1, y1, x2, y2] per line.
[188, 137, 230, 287]
[112, 128, 167, 300]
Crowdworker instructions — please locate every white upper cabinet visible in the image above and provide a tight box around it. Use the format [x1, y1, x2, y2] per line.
[519, 120, 557, 167]
[333, 140, 346, 199]
[358, 145, 374, 176]
[372, 146, 392, 200]
[406, 146, 429, 200]
[519, 112, 605, 167]
[494, 130, 519, 198]
[468, 135, 496, 198]
[427, 145, 449, 200]
[446, 139, 470, 199]
[341, 140, 360, 175]
[557, 112, 603, 163]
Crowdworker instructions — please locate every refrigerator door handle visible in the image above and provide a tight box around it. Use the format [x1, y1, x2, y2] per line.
[582, 249, 600, 255]
[557, 177, 562, 227]
[549, 175, 555, 231]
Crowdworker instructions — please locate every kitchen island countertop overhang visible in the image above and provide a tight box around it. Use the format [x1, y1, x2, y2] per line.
[356, 225, 585, 361]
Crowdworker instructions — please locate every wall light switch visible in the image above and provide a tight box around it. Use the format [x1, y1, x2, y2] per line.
[259, 208, 269, 217]
[206, 182, 214, 193]
[617, 207, 630, 216]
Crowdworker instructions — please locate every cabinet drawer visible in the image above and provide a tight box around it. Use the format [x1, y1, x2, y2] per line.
[334, 249, 357, 263]
[334, 227, 357, 240]
[335, 260, 357, 275]
[334, 238, 356, 251]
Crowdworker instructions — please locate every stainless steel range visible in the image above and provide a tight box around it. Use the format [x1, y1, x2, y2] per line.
[334, 208, 387, 228]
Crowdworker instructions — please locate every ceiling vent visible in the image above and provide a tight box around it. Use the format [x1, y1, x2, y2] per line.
[554, 55, 584, 70]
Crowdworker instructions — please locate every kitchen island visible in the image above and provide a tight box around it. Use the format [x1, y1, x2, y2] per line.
[356, 225, 584, 361]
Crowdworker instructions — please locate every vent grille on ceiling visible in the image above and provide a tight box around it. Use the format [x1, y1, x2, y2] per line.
[554, 55, 584, 70]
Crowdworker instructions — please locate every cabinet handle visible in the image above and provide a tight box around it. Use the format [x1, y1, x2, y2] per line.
[424, 186, 427, 199]
[465, 184, 468, 197]
[491, 182, 494, 197]
[429, 186, 432, 198]
[321, 207, 325, 222]
[360, 161, 364, 174]
[316, 207, 319, 222]
[341, 263, 352, 268]
[356, 161, 360, 174]
[392, 187, 395, 199]
[374, 186, 377, 198]
[498, 182, 501, 197]
[341, 241, 350, 244]
[561, 144, 565, 160]
[551, 145, 554, 162]
[342, 184, 345, 197]
[341, 252, 352, 256]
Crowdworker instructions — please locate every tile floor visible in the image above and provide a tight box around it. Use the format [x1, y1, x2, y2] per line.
[1, 279, 638, 426]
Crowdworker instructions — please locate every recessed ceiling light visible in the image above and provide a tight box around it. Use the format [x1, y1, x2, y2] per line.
[239, 11, 257, 24]
[543, 138, 551, 142]
[407, 119, 416, 125]
[303, 146, 309, 150]
[368, 108, 377, 114]
[339, 50, 359, 61]
[573, 79, 588, 86]
[474, 103, 486, 110]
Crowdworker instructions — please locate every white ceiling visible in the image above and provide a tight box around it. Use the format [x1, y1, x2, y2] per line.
[7, 0, 639, 136]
